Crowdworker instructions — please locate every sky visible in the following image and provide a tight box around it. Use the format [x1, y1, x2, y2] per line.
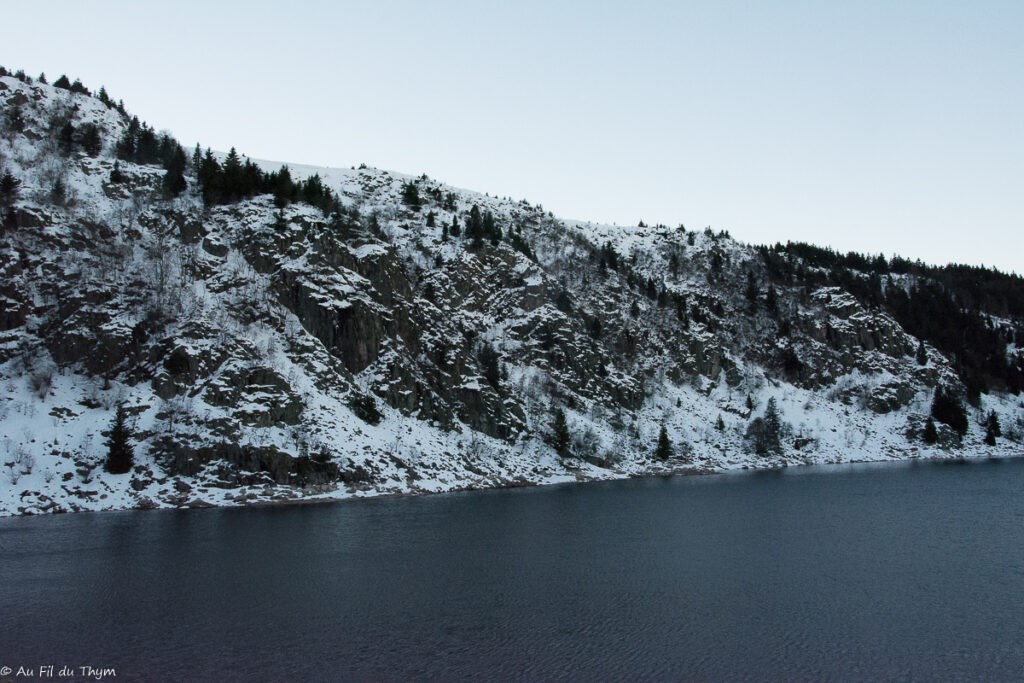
[5, 1, 1022, 272]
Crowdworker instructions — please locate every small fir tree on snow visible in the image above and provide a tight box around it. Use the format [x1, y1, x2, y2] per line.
[401, 181, 421, 211]
[550, 408, 571, 458]
[655, 425, 673, 461]
[916, 340, 928, 366]
[0, 171, 21, 207]
[922, 417, 938, 444]
[449, 214, 460, 237]
[104, 403, 135, 474]
[109, 161, 125, 184]
[747, 398, 783, 456]
[984, 410, 1001, 446]
[715, 414, 725, 432]
[931, 386, 968, 437]
[80, 124, 102, 157]
[426, 210, 436, 228]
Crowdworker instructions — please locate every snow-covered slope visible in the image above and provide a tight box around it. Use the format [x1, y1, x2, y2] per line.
[0, 73, 1021, 516]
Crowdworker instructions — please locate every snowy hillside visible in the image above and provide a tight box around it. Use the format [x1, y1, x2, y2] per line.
[1, 70, 1021, 516]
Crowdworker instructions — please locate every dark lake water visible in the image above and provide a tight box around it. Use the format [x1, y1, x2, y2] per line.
[2, 459, 1024, 681]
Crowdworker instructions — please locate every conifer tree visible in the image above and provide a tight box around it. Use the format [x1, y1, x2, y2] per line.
[931, 386, 968, 437]
[550, 408, 571, 458]
[162, 145, 187, 197]
[0, 171, 21, 207]
[104, 403, 135, 474]
[401, 181, 421, 210]
[655, 425, 673, 461]
[745, 271, 759, 310]
[922, 417, 938, 444]
[766, 285, 778, 315]
[984, 410, 1001, 446]
[426, 210, 436, 228]
[80, 124, 102, 157]
[449, 215, 460, 237]
[916, 340, 927, 365]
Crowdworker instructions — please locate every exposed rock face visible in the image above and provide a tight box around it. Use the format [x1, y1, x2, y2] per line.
[0, 73, 1021, 516]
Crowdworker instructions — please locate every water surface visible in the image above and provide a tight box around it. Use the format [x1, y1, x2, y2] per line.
[2, 459, 1023, 680]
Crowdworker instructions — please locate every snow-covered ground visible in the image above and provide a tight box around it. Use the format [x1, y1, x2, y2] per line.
[1, 73, 1021, 517]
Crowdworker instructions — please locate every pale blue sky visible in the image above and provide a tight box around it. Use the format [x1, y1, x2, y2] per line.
[6, 1, 1022, 271]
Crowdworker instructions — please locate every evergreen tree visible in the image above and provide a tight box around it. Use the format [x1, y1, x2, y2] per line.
[922, 417, 938, 444]
[766, 285, 778, 315]
[5, 103, 25, 133]
[162, 144, 187, 197]
[550, 408, 571, 458]
[449, 214, 460, 237]
[104, 403, 135, 474]
[80, 124, 102, 157]
[273, 165, 294, 208]
[916, 340, 928, 365]
[466, 205, 484, 247]
[426, 210, 436, 228]
[53, 74, 72, 90]
[984, 410, 1001, 446]
[931, 386, 968, 437]
[655, 424, 673, 461]
[191, 144, 202, 175]
[715, 414, 725, 432]
[37, 72, 47, 85]
[401, 181, 421, 210]
[0, 172, 21, 207]
[745, 271, 759, 310]
[441, 220, 449, 241]
[747, 398, 783, 455]
[57, 120, 75, 155]
[109, 161, 125, 184]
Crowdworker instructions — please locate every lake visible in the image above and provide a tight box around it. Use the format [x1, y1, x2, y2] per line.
[2, 458, 1023, 680]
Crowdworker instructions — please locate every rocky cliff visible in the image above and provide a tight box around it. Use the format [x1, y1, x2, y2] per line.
[1, 71, 1021, 515]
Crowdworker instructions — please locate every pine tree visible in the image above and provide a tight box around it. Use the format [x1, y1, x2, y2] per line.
[104, 403, 135, 474]
[766, 285, 778, 315]
[401, 181, 421, 210]
[763, 397, 782, 451]
[53, 74, 72, 90]
[467, 205, 483, 247]
[931, 386, 968, 437]
[550, 408, 571, 458]
[109, 161, 125, 184]
[984, 410, 1001, 446]
[426, 210, 436, 227]
[715, 414, 725, 432]
[922, 417, 938, 444]
[655, 425, 673, 461]
[745, 271, 759, 310]
[449, 215, 460, 237]
[916, 340, 928, 365]
[80, 124, 102, 157]
[0, 172, 21, 207]
[162, 145, 187, 197]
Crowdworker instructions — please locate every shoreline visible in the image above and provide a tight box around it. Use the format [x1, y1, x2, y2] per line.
[3, 449, 1017, 520]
